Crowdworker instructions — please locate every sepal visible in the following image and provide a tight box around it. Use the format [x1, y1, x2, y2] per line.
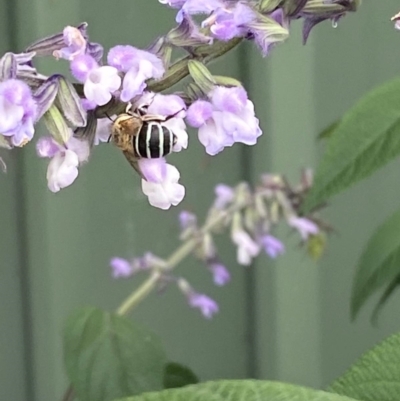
[187, 60, 215, 95]
[33, 75, 59, 120]
[43, 105, 72, 145]
[167, 16, 212, 48]
[0, 53, 17, 81]
[54, 75, 87, 127]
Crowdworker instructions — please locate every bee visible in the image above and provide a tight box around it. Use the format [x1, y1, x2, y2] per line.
[109, 103, 180, 177]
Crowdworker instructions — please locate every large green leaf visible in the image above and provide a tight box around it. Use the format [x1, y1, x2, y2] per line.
[64, 307, 167, 401]
[328, 331, 400, 400]
[114, 380, 360, 401]
[303, 77, 400, 213]
[351, 208, 400, 320]
[163, 362, 199, 389]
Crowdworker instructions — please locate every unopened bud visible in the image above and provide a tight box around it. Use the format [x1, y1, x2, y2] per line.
[188, 60, 215, 95]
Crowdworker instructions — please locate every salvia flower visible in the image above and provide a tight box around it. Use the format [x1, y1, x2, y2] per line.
[261, 234, 285, 259]
[288, 216, 319, 240]
[202, 2, 257, 41]
[139, 158, 185, 209]
[110, 257, 134, 278]
[213, 184, 235, 209]
[70, 54, 121, 106]
[36, 135, 89, 192]
[0, 79, 37, 146]
[107, 45, 165, 102]
[232, 229, 261, 265]
[53, 26, 87, 60]
[187, 85, 262, 155]
[178, 278, 219, 319]
[160, 0, 224, 23]
[208, 261, 230, 286]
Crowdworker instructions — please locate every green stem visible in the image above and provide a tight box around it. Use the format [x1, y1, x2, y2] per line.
[146, 38, 242, 92]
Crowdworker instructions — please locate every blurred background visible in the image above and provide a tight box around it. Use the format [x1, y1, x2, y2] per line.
[1, 1, 400, 400]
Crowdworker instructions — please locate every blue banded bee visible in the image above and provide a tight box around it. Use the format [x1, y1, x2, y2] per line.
[110, 104, 180, 177]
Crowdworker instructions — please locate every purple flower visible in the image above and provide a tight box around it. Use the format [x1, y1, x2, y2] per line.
[261, 234, 285, 259]
[178, 278, 219, 318]
[288, 216, 319, 240]
[110, 257, 133, 278]
[188, 293, 219, 318]
[187, 86, 262, 155]
[136, 93, 188, 152]
[179, 210, 197, 230]
[203, 2, 256, 41]
[93, 117, 114, 145]
[232, 230, 260, 266]
[208, 261, 230, 286]
[70, 55, 121, 106]
[160, 0, 224, 23]
[37, 135, 89, 192]
[213, 184, 234, 209]
[0, 79, 37, 146]
[107, 46, 165, 102]
[53, 26, 87, 60]
[139, 158, 185, 209]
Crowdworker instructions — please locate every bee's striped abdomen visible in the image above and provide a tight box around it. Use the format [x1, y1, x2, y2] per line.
[135, 122, 174, 158]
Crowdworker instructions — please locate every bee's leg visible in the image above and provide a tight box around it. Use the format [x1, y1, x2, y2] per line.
[164, 108, 185, 121]
[125, 102, 133, 114]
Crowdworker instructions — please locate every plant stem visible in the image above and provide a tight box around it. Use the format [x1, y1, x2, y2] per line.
[146, 38, 242, 92]
[114, 201, 247, 317]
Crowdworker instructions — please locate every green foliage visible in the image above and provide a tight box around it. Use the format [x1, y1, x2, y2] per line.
[114, 380, 359, 401]
[328, 331, 400, 400]
[163, 362, 199, 389]
[351, 208, 400, 320]
[318, 120, 341, 140]
[64, 307, 167, 401]
[303, 77, 400, 213]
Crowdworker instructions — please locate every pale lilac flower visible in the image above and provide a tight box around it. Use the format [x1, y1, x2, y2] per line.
[140, 158, 185, 209]
[188, 293, 219, 318]
[107, 46, 165, 102]
[288, 216, 319, 240]
[37, 135, 90, 192]
[179, 210, 197, 230]
[53, 26, 86, 60]
[203, 2, 256, 41]
[160, 0, 224, 23]
[70, 54, 121, 106]
[0, 79, 37, 146]
[93, 117, 114, 145]
[36, 136, 60, 158]
[232, 230, 261, 265]
[213, 184, 234, 209]
[261, 234, 285, 258]
[187, 86, 262, 155]
[110, 257, 133, 278]
[208, 262, 230, 286]
[46, 150, 79, 193]
[178, 278, 219, 318]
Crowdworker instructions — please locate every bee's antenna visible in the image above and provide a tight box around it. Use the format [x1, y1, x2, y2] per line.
[105, 113, 114, 122]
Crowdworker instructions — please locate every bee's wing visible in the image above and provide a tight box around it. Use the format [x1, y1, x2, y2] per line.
[122, 150, 144, 179]
[74, 111, 98, 147]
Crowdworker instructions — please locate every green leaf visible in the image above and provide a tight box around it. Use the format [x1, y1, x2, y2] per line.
[328, 331, 400, 400]
[351, 208, 400, 320]
[64, 307, 167, 401]
[318, 120, 341, 140]
[163, 362, 199, 389]
[303, 77, 400, 213]
[114, 380, 359, 401]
